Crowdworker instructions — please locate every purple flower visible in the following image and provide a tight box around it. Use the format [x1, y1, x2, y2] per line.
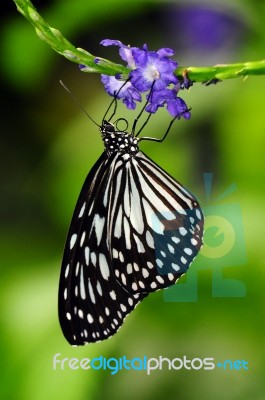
[130, 45, 178, 92]
[156, 48, 175, 58]
[101, 75, 141, 110]
[145, 89, 175, 114]
[146, 88, 190, 119]
[98, 39, 190, 119]
[167, 96, 191, 119]
[100, 39, 137, 69]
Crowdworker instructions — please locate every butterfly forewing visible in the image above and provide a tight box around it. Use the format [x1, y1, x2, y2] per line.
[109, 151, 204, 294]
[59, 153, 147, 345]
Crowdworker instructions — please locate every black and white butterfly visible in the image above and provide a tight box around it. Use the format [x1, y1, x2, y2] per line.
[58, 90, 204, 345]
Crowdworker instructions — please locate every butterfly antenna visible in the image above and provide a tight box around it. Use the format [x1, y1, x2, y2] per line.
[60, 80, 100, 127]
[102, 78, 131, 123]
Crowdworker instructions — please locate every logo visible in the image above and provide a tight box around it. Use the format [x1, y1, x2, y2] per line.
[52, 353, 249, 375]
[164, 173, 247, 302]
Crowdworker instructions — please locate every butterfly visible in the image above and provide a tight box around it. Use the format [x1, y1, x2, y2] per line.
[58, 91, 204, 345]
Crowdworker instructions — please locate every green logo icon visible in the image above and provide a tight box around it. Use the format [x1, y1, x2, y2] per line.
[164, 174, 247, 302]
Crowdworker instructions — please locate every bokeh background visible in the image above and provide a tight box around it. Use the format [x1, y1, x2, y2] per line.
[1, 0, 265, 399]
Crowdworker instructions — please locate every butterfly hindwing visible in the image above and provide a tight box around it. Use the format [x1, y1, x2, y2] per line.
[109, 151, 204, 294]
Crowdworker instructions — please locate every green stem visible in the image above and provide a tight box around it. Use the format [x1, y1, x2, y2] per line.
[12, 0, 129, 75]
[13, 0, 265, 82]
[177, 61, 265, 82]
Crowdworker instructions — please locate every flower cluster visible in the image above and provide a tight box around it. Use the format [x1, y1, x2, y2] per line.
[96, 39, 191, 119]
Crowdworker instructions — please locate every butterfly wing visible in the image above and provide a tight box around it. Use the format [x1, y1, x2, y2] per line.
[109, 151, 204, 294]
[58, 152, 147, 345]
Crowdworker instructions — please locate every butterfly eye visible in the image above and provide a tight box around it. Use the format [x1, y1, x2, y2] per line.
[102, 120, 115, 132]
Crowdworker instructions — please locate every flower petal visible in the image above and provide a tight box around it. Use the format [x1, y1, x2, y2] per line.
[101, 75, 142, 109]
[100, 39, 123, 47]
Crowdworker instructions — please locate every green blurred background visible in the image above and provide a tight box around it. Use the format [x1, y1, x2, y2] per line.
[1, 0, 265, 399]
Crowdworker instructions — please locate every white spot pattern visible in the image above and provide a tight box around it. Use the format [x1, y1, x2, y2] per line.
[80, 265, 86, 300]
[70, 233, 77, 250]
[80, 231, 86, 247]
[78, 202, 86, 218]
[99, 253, 110, 280]
[146, 230, 155, 248]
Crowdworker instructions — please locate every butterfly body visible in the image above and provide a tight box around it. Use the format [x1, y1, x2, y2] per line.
[59, 119, 204, 345]
[101, 120, 139, 156]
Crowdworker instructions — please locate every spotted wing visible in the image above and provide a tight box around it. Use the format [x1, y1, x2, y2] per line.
[109, 151, 204, 294]
[58, 152, 147, 345]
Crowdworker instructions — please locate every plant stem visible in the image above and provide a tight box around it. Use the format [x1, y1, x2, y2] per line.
[13, 0, 265, 82]
[177, 61, 265, 82]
